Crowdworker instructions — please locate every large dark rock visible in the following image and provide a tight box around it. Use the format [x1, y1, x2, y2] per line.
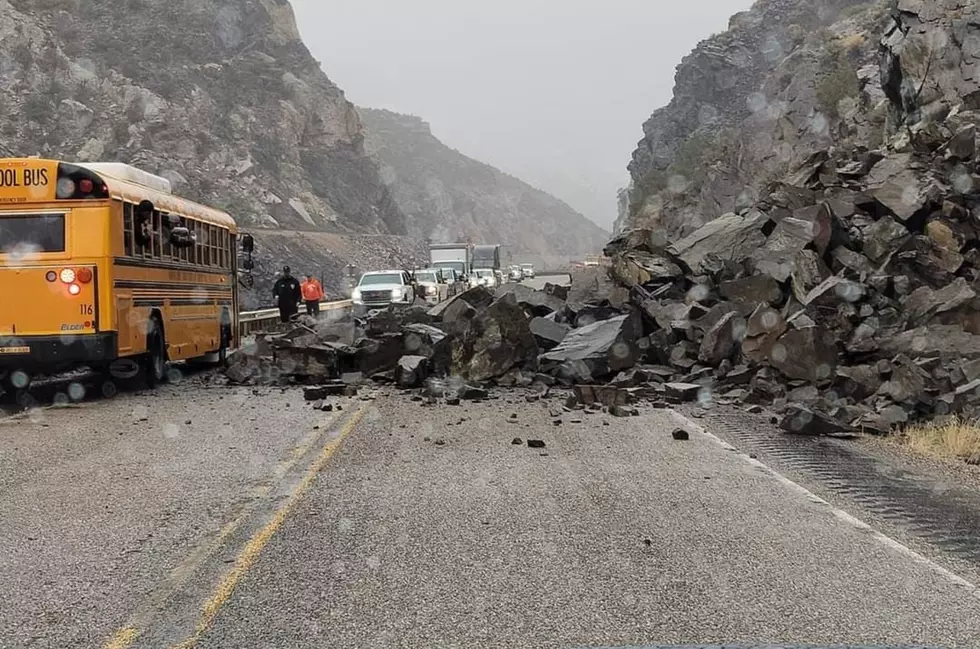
[892, 235, 964, 288]
[769, 328, 837, 382]
[741, 305, 787, 365]
[610, 251, 684, 287]
[790, 250, 831, 303]
[879, 355, 930, 404]
[669, 211, 771, 273]
[543, 283, 570, 301]
[529, 317, 571, 350]
[718, 275, 782, 306]
[497, 283, 567, 317]
[699, 311, 739, 365]
[429, 286, 494, 320]
[751, 216, 814, 282]
[831, 247, 877, 275]
[395, 355, 429, 388]
[946, 124, 977, 160]
[355, 333, 404, 375]
[452, 293, 538, 382]
[604, 228, 670, 256]
[862, 217, 910, 262]
[904, 277, 977, 327]
[866, 154, 942, 223]
[402, 323, 452, 374]
[835, 365, 882, 401]
[780, 404, 851, 436]
[539, 312, 640, 381]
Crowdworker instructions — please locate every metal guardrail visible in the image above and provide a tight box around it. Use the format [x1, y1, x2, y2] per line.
[238, 300, 353, 336]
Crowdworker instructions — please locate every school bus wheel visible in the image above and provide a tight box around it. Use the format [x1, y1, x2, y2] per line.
[145, 315, 168, 387]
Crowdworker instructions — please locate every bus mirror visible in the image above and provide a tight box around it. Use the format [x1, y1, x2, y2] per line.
[241, 233, 255, 254]
[243, 258, 255, 271]
[169, 226, 196, 248]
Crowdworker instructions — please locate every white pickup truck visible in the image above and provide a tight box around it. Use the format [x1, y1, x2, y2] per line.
[351, 270, 416, 314]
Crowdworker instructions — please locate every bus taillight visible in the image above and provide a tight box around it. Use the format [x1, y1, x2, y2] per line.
[59, 268, 76, 284]
[55, 163, 110, 200]
[76, 268, 92, 283]
[68, 284, 81, 296]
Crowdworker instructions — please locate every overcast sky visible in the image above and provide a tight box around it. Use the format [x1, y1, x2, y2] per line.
[290, 0, 752, 230]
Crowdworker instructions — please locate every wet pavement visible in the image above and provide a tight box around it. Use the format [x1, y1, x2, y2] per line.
[685, 405, 980, 584]
[3, 386, 980, 648]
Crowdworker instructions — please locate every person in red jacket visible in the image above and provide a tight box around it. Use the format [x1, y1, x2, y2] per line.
[300, 274, 325, 316]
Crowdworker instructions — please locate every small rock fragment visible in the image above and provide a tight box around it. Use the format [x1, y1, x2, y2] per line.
[671, 428, 690, 441]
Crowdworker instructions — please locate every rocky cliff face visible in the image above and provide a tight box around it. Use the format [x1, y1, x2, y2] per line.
[605, 0, 980, 432]
[0, 0, 425, 306]
[359, 108, 609, 268]
[623, 0, 908, 236]
[0, 0, 404, 235]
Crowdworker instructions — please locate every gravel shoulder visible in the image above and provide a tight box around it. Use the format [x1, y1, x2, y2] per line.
[194, 395, 980, 649]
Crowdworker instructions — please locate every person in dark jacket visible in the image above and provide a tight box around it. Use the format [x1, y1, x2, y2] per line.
[272, 266, 301, 322]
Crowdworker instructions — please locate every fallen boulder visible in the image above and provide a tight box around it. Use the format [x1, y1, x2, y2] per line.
[539, 312, 640, 382]
[452, 293, 538, 382]
[529, 317, 570, 350]
[780, 404, 851, 435]
[395, 355, 429, 388]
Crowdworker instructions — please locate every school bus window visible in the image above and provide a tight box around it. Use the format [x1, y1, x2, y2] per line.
[123, 203, 134, 256]
[152, 210, 162, 258]
[221, 230, 228, 268]
[194, 221, 203, 265]
[204, 225, 212, 266]
[189, 220, 198, 265]
[162, 212, 174, 259]
[215, 228, 222, 267]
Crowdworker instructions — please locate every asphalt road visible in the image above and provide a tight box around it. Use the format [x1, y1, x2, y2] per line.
[2, 385, 980, 648]
[521, 273, 572, 290]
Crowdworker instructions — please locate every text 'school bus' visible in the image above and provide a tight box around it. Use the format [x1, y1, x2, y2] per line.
[0, 159, 255, 390]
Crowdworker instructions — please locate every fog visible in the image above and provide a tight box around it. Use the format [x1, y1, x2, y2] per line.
[290, 0, 751, 230]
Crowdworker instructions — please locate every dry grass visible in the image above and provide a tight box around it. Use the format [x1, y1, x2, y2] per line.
[900, 417, 980, 464]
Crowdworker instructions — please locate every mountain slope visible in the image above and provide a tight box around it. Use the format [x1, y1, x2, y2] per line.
[622, 0, 891, 236]
[0, 0, 405, 235]
[359, 108, 608, 267]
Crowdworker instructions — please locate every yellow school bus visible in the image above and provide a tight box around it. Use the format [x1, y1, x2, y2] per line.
[0, 159, 253, 390]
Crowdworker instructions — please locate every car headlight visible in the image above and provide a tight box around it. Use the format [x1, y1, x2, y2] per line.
[391, 288, 404, 299]
[352, 288, 361, 300]
[426, 285, 437, 295]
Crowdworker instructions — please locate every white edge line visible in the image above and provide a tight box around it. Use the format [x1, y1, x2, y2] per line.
[668, 410, 980, 601]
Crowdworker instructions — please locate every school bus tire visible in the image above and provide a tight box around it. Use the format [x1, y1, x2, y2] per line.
[219, 309, 232, 367]
[145, 314, 168, 387]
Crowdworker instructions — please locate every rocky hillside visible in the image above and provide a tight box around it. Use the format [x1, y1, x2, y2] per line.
[605, 0, 980, 433]
[360, 108, 609, 268]
[0, 0, 424, 304]
[623, 0, 916, 236]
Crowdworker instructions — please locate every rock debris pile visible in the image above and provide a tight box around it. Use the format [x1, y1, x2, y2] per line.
[228, 112, 980, 434]
[607, 111, 980, 434]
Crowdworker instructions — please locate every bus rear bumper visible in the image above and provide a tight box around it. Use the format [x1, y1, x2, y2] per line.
[0, 333, 118, 371]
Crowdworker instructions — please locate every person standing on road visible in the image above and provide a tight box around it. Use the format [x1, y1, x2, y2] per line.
[301, 274, 325, 316]
[273, 266, 301, 323]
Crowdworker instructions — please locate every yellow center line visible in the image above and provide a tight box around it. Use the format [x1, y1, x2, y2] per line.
[170, 405, 366, 649]
[101, 409, 345, 649]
